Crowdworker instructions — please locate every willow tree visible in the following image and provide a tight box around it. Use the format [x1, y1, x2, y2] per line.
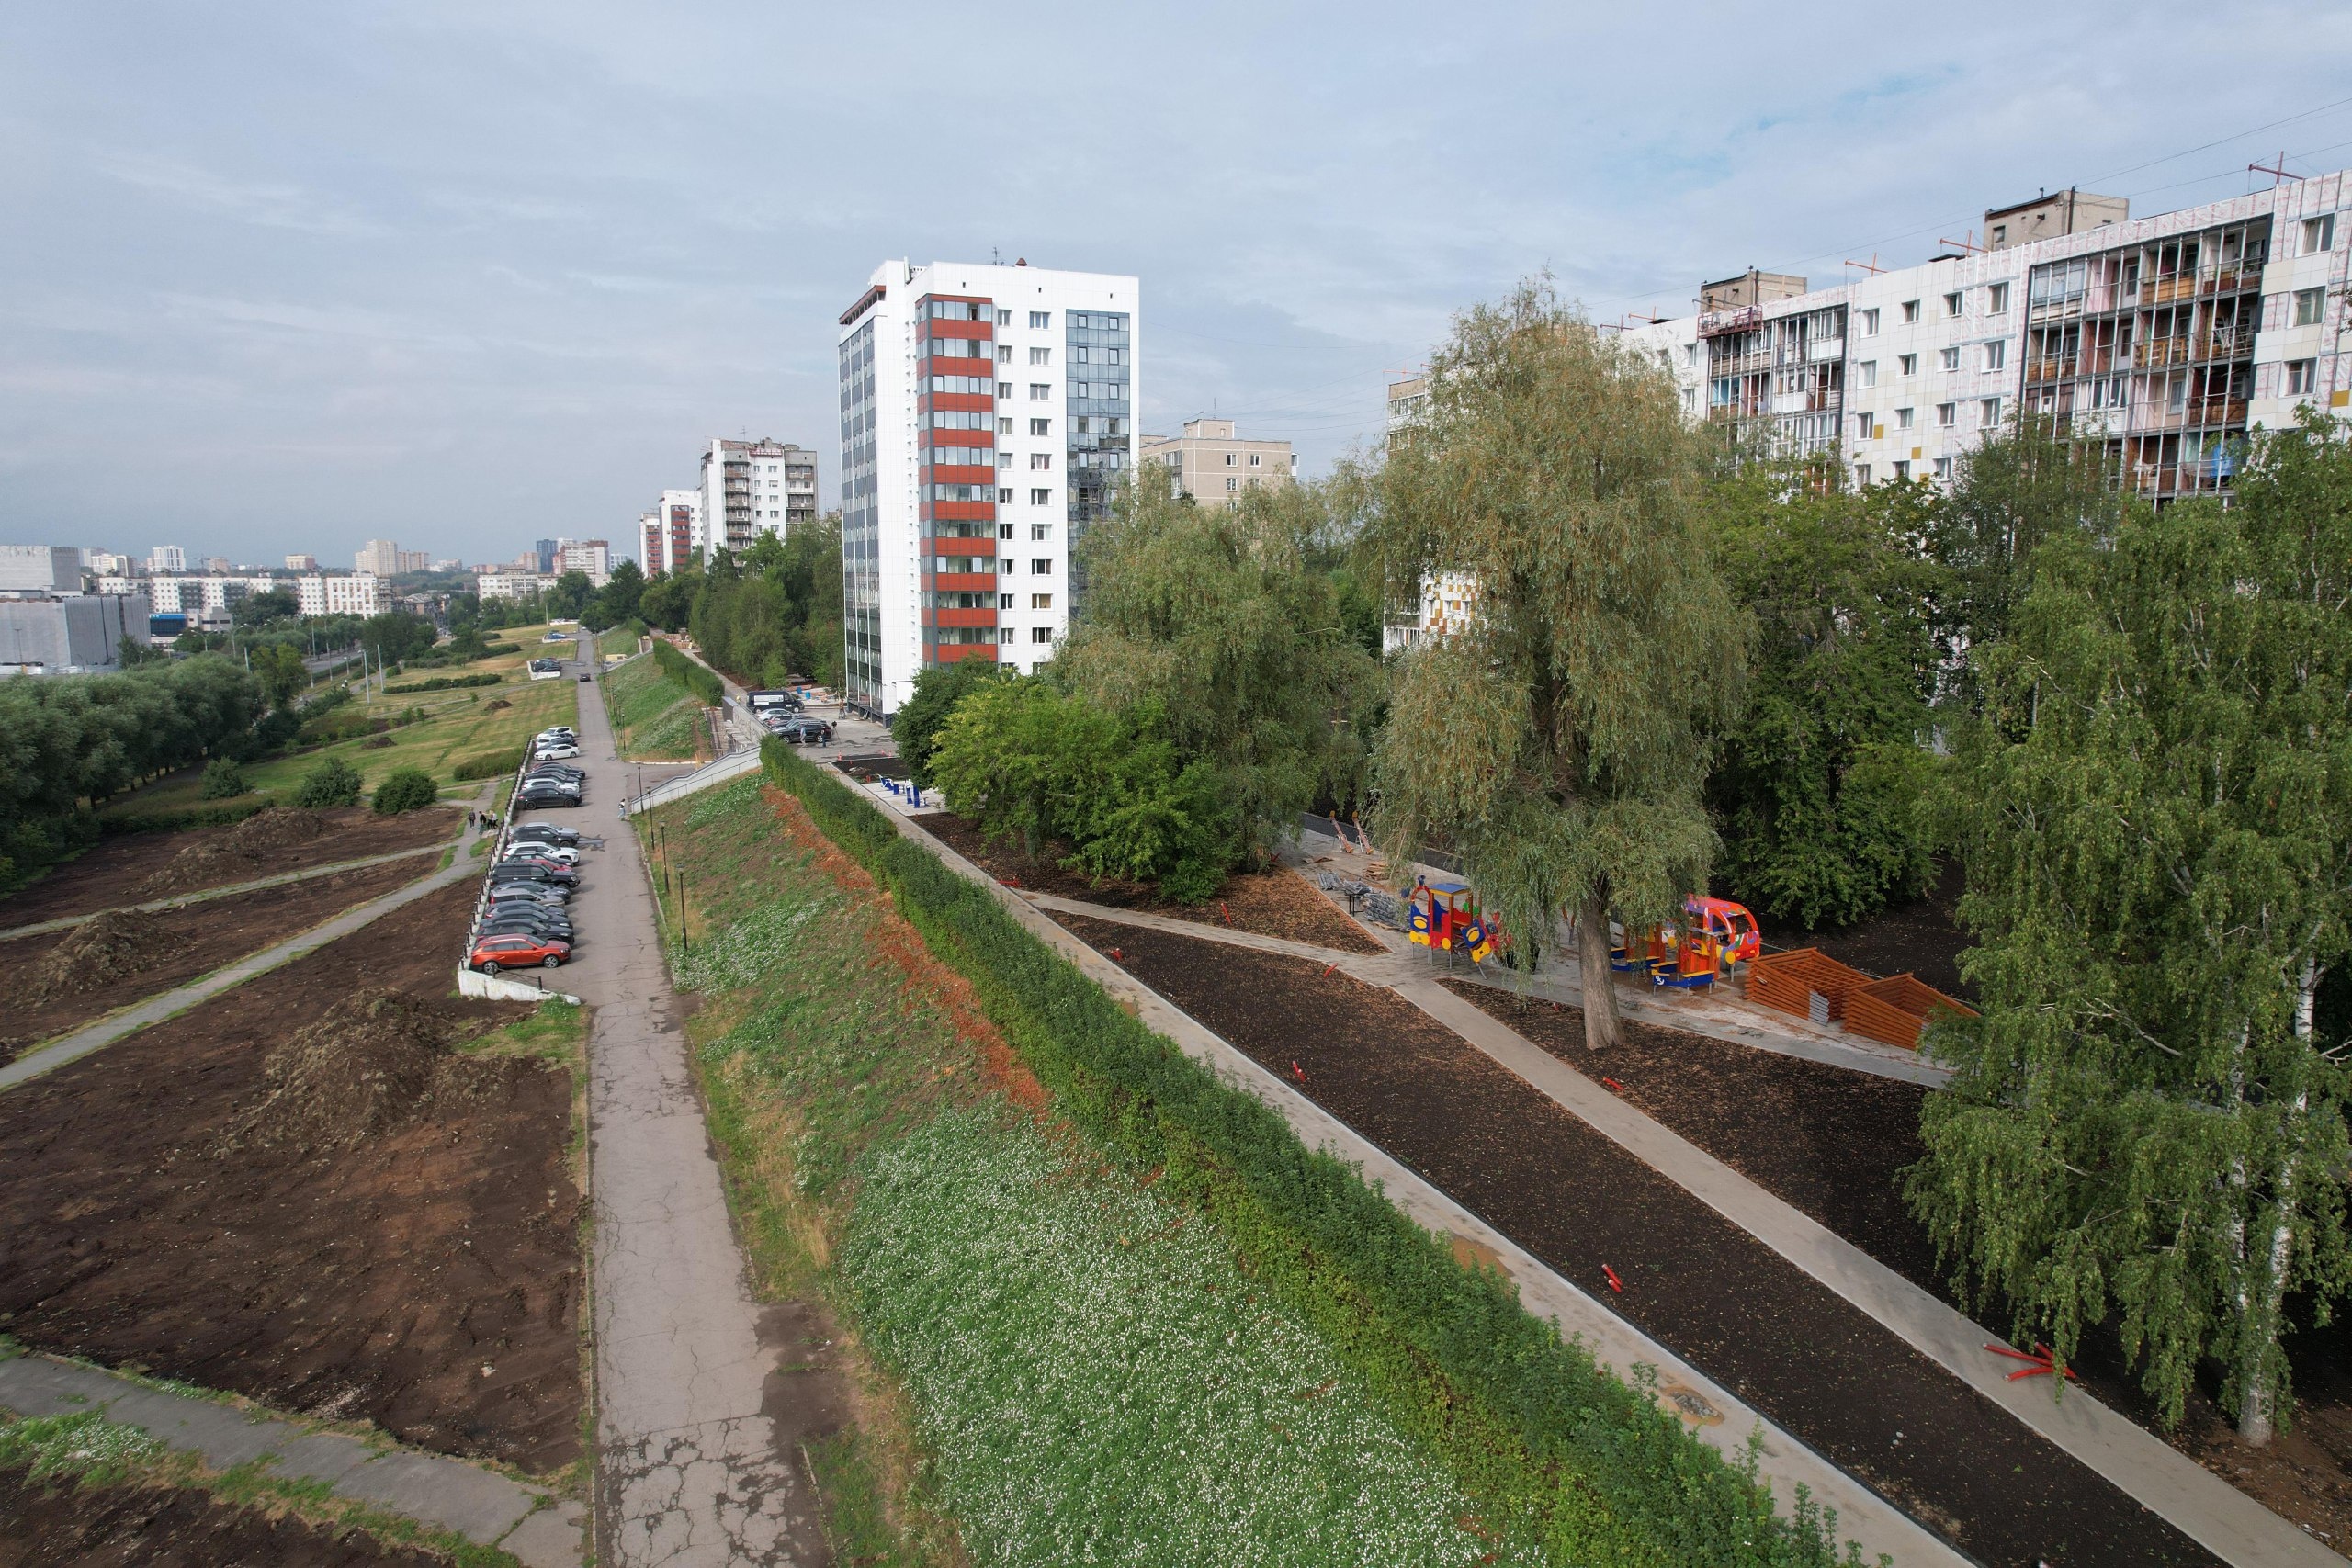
[1363, 283, 1743, 1049]
[1907, 411, 2352, 1444]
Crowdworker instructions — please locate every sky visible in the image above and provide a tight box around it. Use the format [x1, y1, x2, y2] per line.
[5, 1, 2351, 569]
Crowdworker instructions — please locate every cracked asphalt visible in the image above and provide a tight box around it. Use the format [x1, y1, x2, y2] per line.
[561, 646, 831, 1566]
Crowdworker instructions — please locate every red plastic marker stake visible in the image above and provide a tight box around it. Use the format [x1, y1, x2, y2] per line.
[1601, 1077, 1625, 1094]
[1321, 963, 1337, 977]
[1291, 1060, 1306, 1083]
[1109, 947, 1124, 962]
[1601, 1264, 1623, 1293]
[1002, 874, 1021, 888]
[1220, 901, 1233, 925]
[1984, 1342, 2078, 1382]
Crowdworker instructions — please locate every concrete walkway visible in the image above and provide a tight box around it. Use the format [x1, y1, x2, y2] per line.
[1, 814, 489, 1092]
[567, 644, 828, 1565]
[0, 1351, 582, 1566]
[1019, 891, 2338, 1565]
[0, 841, 450, 942]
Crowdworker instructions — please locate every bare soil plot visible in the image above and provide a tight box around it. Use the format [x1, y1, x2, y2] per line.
[0, 879, 584, 1474]
[1769, 859, 1973, 998]
[0, 806, 460, 929]
[0, 855, 436, 1055]
[1054, 908, 2216, 1568]
[0, 1464, 445, 1566]
[1443, 977, 2352, 1551]
[921, 808, 1384, 953]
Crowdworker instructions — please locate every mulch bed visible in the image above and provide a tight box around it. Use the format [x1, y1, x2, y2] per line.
[1055, 909, 2217, 1568]
[0, 807, 460, 930]
[0, 879, 584, 1474]
[0, 855, 437, 1057]
[1772, 859, 1973, 998]
[0, 1464, 444, 1566]
[1444, 977, 2352, 1552]
[922, 809, 1384, 954]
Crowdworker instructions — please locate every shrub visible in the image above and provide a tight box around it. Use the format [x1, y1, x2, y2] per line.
[100, 800, 272, 836]
[383, 672, 503, 694]
[652, 639, 724, 705]
[761, 739, 1846, 1566]
[450, 748, 522, 782]
[371, 767, 438, 814]
[198, 759, 248, 800]
[294, 758, 363, 809]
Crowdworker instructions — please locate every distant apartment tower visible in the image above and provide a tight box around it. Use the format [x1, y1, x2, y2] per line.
[0, 546, 84, 595]
[285, 553, 318, 571]
[478, 571, 555, 603]
[837, 258, 1139, 714]
[556, 538, 611, 585]
[700, 438, 818, 554]
[1623, 172, 2351, 501]
[85, 550, 134, 577]
[296, 573, 389, 617]
[1140, 419, 1295, 505]
[148, 545, 187, 574]
[642, 490, 701, 575]
[533, 539, 559, 574]
[356, 540, 428, 576]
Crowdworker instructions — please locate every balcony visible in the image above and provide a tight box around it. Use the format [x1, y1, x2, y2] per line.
[2133, 338, 2190, 369]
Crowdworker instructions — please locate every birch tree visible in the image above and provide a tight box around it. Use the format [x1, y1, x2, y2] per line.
[1908, 412, 2352, 1442]
[1362, 282, 1742, 1049]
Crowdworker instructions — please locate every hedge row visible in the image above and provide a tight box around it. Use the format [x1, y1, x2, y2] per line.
[383, 672, 503, 694]
[759, 739, 1848, 1567]
[100, 798, 275, 836]
[652, 639, 725, 706]
[450, 748, 522, 782]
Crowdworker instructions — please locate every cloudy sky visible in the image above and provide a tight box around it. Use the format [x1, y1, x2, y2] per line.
[5, 2, 2350, 568]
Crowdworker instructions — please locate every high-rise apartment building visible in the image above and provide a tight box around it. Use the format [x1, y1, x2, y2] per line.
[148, 545, 187, 574]
[556, 538, 611, 585]
[838, 258, 1139, 715]
[700, 438, 819, 554]
[640, 490, 701, 575]
[296, 574, 389, 617]
[1623, 172, 2350, 501]
[285, 553, 318, 571]
[356, 540, 428, 576]
[1140, 419, 1295, 506]
[533, 539, 559, 574]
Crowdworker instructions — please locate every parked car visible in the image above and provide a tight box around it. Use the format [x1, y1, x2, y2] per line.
[579, 672, 592, 682]
[509, 822, 579, 844]
[486, 870, 569, 896]
[537, 727, 577, 743]
[775, 716, 834, 745]
[527, 764, 585, 781]
[469, 933, 569, 972]
[478, 915, 574, 942]
[522, 773, 583, 791]
[497, 856, 576, 880]
[485, 890, 569, 913]
[513, 788, 580, 810]
[506, 840, 580, 864]
[535, 743, 582, 760]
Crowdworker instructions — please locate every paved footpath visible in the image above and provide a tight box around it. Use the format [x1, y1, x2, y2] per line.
[1, 813, 487, 1093]
[565, 645, 828, 1565]
[0, 841, 450, 942]
[0, 1352, 582, 1565]
[1017, 886, 2340, 1567]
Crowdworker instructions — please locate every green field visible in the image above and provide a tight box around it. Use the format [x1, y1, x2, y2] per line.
[100, 625, 582, 818]
[601, 654, 703, 761]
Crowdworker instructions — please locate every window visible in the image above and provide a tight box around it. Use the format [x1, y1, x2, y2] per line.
[997, 417, 1012, 435]
[1224, 451, 1236, 466]
[1986, 282, 2010, 314]
[1029, 310, 1050, 328]
[1896, 407, 1916, 430]
[2303, 216, 2335, 256]
[1031, 626, 1051, 644]
[2295, 287, 2327, 326]
[1979, 397, 2001, 427]
[996, 344, 1012, 364]
[1935, 457, 1954, 481]
[996, 489, 1013, 505]
[997, 451, 1013, 469]
[1031, 558, 1051, 575]
[996, 309, 1012, 326]
[1893, 459, 1911, 481]
[1030, 524, 1050, 540]
[1029, 487, 1050, 505]
[1853, 411, 1874, 441]
[1029, 417, 1050, 435]
[1031, 592, 1052, 609]
[998, 521, 1013, 537]
[1026, 453, 1048, 470]
[1937, 402, 1957, 427]
[1249, 453, 1261, 467]
[1983, 340, 2007, 371]
[1028, 383, 1050, 400]
[999, 592, 1014, 610]
[1931, 346, 1955, 373]
[1859, 361, 1879, 388]
[997, 381, 1012, 399]
[1227, 477, 1238, 491]
[1899, 353, 1917, 377]
[1902, 299, 1922, 323]
[1858, 308, 1880, 336]
[1683, 343, 1699, 365]
[1030, 346, 1051, 365]
[1855, 463, 1872, 485]
[2287, 359, 2318, 396]
[1991, 224, 2007, 246]
[1943, 292, 1962, 318]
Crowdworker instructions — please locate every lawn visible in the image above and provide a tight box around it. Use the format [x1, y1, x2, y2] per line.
[602, 655, 703, 761]
[100, 628, 582, 818]
[640, 776, 1539, 1566]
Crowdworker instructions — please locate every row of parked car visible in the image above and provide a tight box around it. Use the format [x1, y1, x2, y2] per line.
[752, 693, 835, 746]
[466, 726, 593, 972]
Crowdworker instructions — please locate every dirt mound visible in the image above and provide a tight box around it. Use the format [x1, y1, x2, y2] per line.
[26, 909, 169, 1002]
[483, 698, 512, 711]
[219, 988, 501, 1154]
[138, 807, 337, 897]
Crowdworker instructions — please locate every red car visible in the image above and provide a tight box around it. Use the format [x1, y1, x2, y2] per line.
[469, 933, 571, 973]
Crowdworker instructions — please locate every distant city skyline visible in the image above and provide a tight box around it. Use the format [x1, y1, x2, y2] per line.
[3, 2, 2348, 560]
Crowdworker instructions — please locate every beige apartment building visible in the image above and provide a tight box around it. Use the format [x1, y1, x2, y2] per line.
[1140, 418, 1295, 506]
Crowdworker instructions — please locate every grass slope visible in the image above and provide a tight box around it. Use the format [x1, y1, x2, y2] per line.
[644, 776, 1529, 1566]
[603, 656, 704, 761]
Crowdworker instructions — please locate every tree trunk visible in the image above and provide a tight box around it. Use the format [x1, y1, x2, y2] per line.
[2239, 1197, 2298, 1447]
[1577, 890, 1622, 1050]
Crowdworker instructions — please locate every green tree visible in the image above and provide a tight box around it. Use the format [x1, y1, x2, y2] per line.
[295, 757, 364, 809]
[1907, 412, 2352, 1444]
[929, 678, 1078, 862]
[1706, 455, 1943, 928]
[1361, 282, 1742, 1048]
[251, 642, 309, 708]
[893, 657, 1016, 790]
[198, 758, 248, 800]
[371, 766, 438, 814]
[232, 586, 300, 626]
[546, 570, 594, 619]
[595, 558, 647, 625]
[1054, 474, 1381, 867]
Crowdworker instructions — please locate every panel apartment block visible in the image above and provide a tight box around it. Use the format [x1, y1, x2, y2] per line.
[837, 259, 1139, 716]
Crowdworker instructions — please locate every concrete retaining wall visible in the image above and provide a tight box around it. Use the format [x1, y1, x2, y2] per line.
[456, 966, 581, 1005]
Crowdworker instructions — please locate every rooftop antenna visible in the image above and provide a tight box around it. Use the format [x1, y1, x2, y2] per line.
[1843, 254, 1885, 276]
[2250, 152, 2295, 186]
[1939, 229, 1984, 254]
[992, 246, 1001, 265]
